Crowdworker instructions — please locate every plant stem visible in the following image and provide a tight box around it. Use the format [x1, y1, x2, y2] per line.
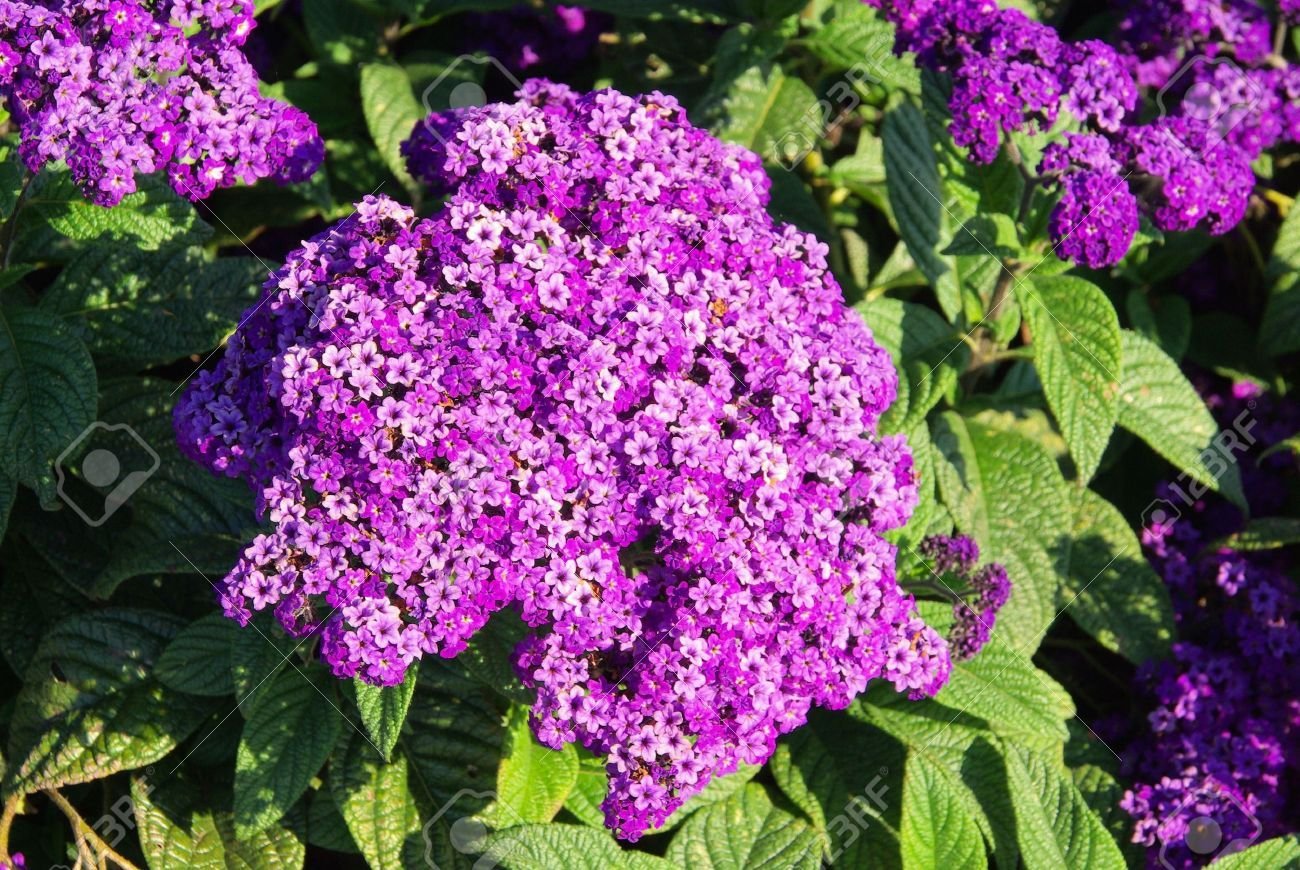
[0, 796, 19, 862]
[42, 789, 143, 870]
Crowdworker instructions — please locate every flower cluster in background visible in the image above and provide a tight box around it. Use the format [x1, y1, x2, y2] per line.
[176, 80, 951, 840]
[917, 533, 1011, 660]
[867, 0, 1300, 269]
[0, 0, 323, 205]
[1122, 377, 1300, 868]
[465, 3, 608, 75]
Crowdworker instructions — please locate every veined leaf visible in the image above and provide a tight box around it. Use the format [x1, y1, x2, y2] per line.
[26, 168, 211, 250]
[157, 613, 239, 698]
[899, 751, 987, 869]
[350, 664, 419, 763]
[4, 609, 208, 796]
[1057, 489, 1174, 663]
[360, 63, 426, 199]
[1260, 205, 1300, 356]
[666, 783, 822, 870]
[1117, 330, 1247, 509]
[234, 666, 341, 838]
[491, 704, 578, 825]
[480, 823, 675, 869]
[1018, 275, 1121, 483]
[331, 733, 426, 870]
[0, 306, 97, 499]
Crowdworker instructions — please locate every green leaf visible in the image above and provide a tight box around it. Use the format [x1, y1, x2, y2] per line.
[41, 246, 266, 366]
[359, 63, 426, 199]
[883, 102, 962, 320]
[929, 413, 1070, 652]
[1117, 330, 1247, 510]
[703, 63, 818, 167]
[1018, 275, 1121, 483]
[1209, 517, 1300, 551]
[0, 467, 13, 541]
[4, 609, 208, 796]
[0, 306, 97, 497]
[1002, 743, 1126, 869]
[666, 783, 822, 870]
[1070, 764, 1144, 868]
[229, 614, 298, 712]
[805, 4, 918, 92]
[1260, 205, 1300, 357]
[1214, 835, 1300, 869]
[26, 169, 211, 250]
[349, 664, 418, 762]
[330, 733, 426, 870]
[854, 298, 968, 433]
[1056, 489, 1174, 663]
[493, 704, 578, 825]
[304, 0, 381, 65]
[769, 712, 903, 868]
[400, 661, 506, 813]
[479, 824, 675, 870]
[157, 613, 239, 698]
[899, 751, 988, 869]
[942, 213, 1020, 258]
[308, 784, 360, 854]
[933, 640, 1072, 753]
[131, 772, 308, 870]
[234, 666, 342, 838]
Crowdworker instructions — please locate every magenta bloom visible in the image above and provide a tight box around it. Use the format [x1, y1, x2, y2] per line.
[0, 0, 322, 205]
[176, 81, 950, 839]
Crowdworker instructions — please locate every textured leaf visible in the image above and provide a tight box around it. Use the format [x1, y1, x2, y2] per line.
[1210, 517, 1300, 551]
[854, 298, 968, 432]
[1214, 835, 1300, 869]
[0, 467, 13, 541]
[1071, 764, 1144, 868]
[400, 660, 506, 814]
[4, 609, 208, 795]
[883, 103, 965, 320]
[704, 64, 818, 167]
[157, 613, 239, 698]
[805, 5, 918, 91]
[493, 704, 578, 824]
[1127, 290, 1191, 360]
[1260, 204, 1300, 356]
[359, 63, 425, 197]
[943, 213, 1021, 258]
[0, 306, 96, 497]
[1117, 330, 1247, 509]
[131, 773, 308, 870]
[899, 751, 987, 869]
[929, 413, 1070, 652]
[1057, 489, 1175, 663]
[769, 712, 903, 869]
[132, 774, 227, 870]
[1002, 744, 1126, 869]
[349, 663, 418, 762]
[304, 0, 380, 65]
[666, 783, 822, 870]
[26, 168, 211, 250]
[565, 755, 760, 834]
[480, 824, 675, 870]
[41, 246, 266, 365]
[1019, 275, 1121, 483]
[307, 784, 360, 854]
[234, 666, 342, 838]
[331, 733, 426, 870]
[230, 614, 300, 713]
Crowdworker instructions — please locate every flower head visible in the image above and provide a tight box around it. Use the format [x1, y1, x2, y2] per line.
[176, 81, 950, 840]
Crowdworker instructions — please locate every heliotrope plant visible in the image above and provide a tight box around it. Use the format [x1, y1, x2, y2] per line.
[176, 80, 955, 838]
[0, 0, 1296, 868]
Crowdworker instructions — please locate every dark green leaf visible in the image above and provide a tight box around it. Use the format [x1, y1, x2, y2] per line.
[349, 664, 418, 762]
[157, 613, 239, 698]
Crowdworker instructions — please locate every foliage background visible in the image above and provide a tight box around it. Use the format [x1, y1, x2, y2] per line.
[0, 0, 1297, 868]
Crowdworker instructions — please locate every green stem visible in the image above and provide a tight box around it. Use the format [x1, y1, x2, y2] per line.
[43, 789, 143, 870]
[0, 795, 19, 862]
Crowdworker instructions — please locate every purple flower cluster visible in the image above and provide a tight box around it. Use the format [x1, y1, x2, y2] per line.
[176, 80, 951, 839]
[1122, 378, 1300, 868]
[918, 534, 1010, 660]
[866, 0, 1300, 269]
[0, 0, 323, 206]
[465, 4, 608, 75]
